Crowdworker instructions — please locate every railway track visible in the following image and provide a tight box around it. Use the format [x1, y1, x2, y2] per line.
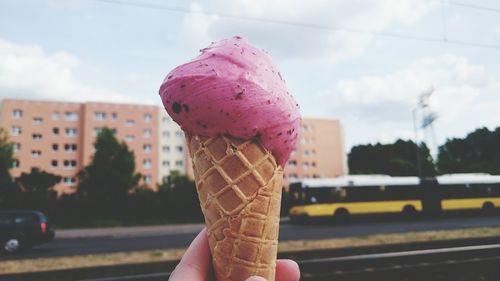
[298, 243, 500, 281]
[2, 241, 500, 281]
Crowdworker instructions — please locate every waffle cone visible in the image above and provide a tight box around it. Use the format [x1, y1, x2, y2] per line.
[186, 133, 283, 281]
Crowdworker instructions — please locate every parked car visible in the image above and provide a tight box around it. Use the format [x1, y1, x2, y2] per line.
[0, 210, 55, 253]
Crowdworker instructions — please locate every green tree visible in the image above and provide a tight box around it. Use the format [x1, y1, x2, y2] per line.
[15, 168, 61, 212]
[16, 168, 61, 194]
[158, 170, 202, 221]
[0, 127, 18, 209]
[0, 127, 14, 189]
[348, 139, 436, 177]
[437, 127, 500, 174]
[77, 128, 141, 217]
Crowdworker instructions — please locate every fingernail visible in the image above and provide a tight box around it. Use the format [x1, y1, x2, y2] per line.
[245, 276, 267, 281]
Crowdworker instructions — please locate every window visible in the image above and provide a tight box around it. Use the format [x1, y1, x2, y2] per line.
[13, 143, 20, 152]
[175, 160, 183, 167]
[312, 161, 316, 167]
[143, 129, 152, 138]
[162, 116, 170, 123]
[65, 111, 79, 121]
[176, 146, 183, 153]
[31, 150, 42, 157]
[125, 135, 134, 142]
[65, 128, 77, 137]
[162, 160, 170, 167]
[313, 174, 320, 178]
[93, 128, 102, 136]
[63, 177, 76, 186]
[94, 111, 106, 120]
[143, 175, 152, 184]
[111, 128, 117, 135]
[14, 214, 35, 225]
[64, 144, 77, 152]
[51, 160, 58, 167]
[303, 162, 309, 169]
[52, 111, 60, 120]
[0, 214, 12, 226]
[12, 109, 23, 118]
[11, 126, 22, 136]
[143, 159, 152, 169]
[175, 131, 184, 138]
[289, 173, 298, 180]
[162, 146, 170, 153]
[144, 114, 152, 123]
[52, 144, 59, 151]
[32, 133, 42, 140]
[126, 119, 135, 126]
[304, 150, 310, 156]
[162, 131, 170, 137]
[288, 160, 297, 167]
[53, 127, 59, 135]
[63, 160, 77, 169]
[143, 144, 152, 153]
[111, 112, 118, 120]
[12, 160, 20, 168]
[33, 117, 43, 124]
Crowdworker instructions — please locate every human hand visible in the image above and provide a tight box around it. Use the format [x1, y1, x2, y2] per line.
[169, 228, 300, 281]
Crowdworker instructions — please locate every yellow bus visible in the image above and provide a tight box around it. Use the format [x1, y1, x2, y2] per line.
[438, 174, 500, 212]
[288, 174, 500, 221]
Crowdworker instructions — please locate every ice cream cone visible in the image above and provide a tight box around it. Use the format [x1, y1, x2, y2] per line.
[187, 133, 283, 281]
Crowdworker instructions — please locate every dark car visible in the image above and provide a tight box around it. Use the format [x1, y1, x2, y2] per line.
[0, 210, 55, 253]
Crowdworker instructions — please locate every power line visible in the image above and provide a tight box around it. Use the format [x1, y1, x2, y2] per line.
[94, 0, 500, 50]
[448, 1, 500, 14]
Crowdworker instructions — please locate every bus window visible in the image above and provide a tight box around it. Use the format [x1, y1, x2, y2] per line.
[340, 188, 347, 200]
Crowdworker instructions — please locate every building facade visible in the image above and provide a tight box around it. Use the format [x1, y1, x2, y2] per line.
[0, 99, 346, 193]
[283, 118, 347, 188]
[0, 99, 159, 195]
[158, 110, 189, 183]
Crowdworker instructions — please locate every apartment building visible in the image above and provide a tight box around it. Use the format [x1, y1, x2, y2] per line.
[283, 118, 347, 188]
[158, 110, 189, 183]
[0, 99, 158, 195]
[0, 98, 346, 193]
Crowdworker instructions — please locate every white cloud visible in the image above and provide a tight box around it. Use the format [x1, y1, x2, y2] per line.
[320, 55, 500, 149]
[178, 0, 436, 62]
[0, 39, 133, 103]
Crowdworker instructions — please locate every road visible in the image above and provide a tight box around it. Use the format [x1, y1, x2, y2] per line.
[3, 214, 500, 260]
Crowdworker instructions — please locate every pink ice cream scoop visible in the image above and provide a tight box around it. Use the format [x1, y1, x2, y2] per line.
[159, 36, 301, 166]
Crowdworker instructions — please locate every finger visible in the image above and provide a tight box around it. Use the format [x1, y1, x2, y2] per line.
[169, 228, 211, 281]
[276, 259, 300, 281]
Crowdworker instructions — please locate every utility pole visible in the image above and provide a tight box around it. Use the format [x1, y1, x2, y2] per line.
[413, 86, 437, 178]
[412, 108, 422, 177]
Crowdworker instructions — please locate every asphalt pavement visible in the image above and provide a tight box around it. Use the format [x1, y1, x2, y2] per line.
[3, 213, 500, 260]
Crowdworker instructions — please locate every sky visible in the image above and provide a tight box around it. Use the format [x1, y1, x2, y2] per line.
[1, 0, 499, 153]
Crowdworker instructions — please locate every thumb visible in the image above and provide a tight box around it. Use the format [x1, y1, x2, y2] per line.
[245, 277, 268, 281]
